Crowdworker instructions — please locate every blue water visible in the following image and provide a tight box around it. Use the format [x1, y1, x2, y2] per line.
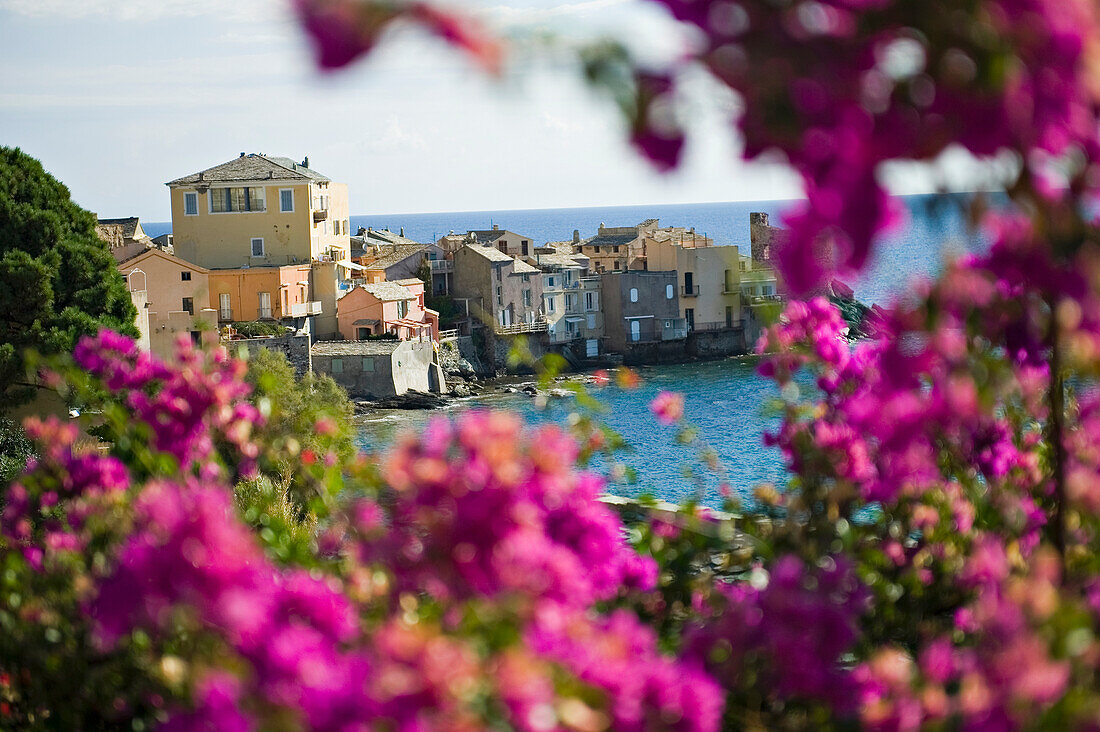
[148, 195, 987, 508]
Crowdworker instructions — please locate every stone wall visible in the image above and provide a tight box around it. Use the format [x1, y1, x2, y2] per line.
[687, 327, 746, 358]
[489, 332, 550, 373]
[233, 333, 312, 377]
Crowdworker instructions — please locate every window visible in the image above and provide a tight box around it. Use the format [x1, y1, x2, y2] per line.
[547, 276, 555, 288]
[496, 286, 503, 305]
[523, 289, 531, 307]
[181, 271, 191, 281]
[210, 187, 266, 213]
[630, 287, 638, 303]
[259, 291, 271, 319]
[219, 293, 231, 319]
[496, 267, 502, 281]
[398, 300, 409, 318]
[251, 238, 264, 257]
[585, 291, 598, 311]
[184, 192, 198, 216]
[587, 314, 596, 329]
[357, 327, 370, 340]
[522, 274, 530, 283]
[190, 331, 201, 345]
[613, 245, 620, 253]
[631, 320, 641, 342]
[331, 358, 343, 374]
[280, 189, 294, 212]
[547, 296, 555, 312]
[521, 241, 529, 256]
[565, 293, 574, 311]
[666, 284, 674, 299]
[362, 357, 375, 372]
[614, 260, 621, 270]
[182, 297, 193, 314]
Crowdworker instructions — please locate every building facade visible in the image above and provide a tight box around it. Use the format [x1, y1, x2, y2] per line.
[336, 279, 439, 342]
[647, 240, 744, 332]
[600, 271, 687, 352]
[167, 153, 350, 270]
[206, 264, 317, 325]
[117, 248, 218, 359]
[452, 245, 545, 332]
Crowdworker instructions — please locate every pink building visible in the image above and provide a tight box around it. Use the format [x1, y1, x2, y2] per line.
[337, 278, 439, 342]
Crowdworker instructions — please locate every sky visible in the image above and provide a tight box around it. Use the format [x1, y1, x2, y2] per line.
[0, 0, 1000, 222]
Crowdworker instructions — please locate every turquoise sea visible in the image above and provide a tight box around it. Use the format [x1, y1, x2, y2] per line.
[145, 195, 987, 507]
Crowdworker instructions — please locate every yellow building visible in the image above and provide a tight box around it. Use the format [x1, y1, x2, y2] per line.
[166, 153, 350, 270]
[647, 240, 743, 332]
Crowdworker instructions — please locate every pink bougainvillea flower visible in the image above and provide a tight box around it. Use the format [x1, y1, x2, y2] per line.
[650, 390, 685, 425]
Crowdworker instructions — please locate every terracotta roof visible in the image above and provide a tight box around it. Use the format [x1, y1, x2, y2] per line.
[535, 252, 588, 269]
[97, 217, 144, 240]
[583, 232, 637, 248]
[468, 229, 506, 244]
[511, 259, 540, 274]
[167, 154, 330, 185]
[462, 244, 514, 263]
[359, 282, 416, 302]
[360, 244, 428, 271]
[116, 247, 210, 273]
[312, 341, 402, 356]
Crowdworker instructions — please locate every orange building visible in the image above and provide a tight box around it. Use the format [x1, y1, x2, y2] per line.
[206, 264, 319, 324]
[337, 279, 439, 342]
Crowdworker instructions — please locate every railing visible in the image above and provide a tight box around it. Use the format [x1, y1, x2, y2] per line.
[219, 308, 233, 322]
[430, 260, 453, 273]
[692, 321, 743, 332]
[438, 329, 458, 341]
[495, 319, 549, 335]
[289, 301, 323, 317]
[681, 285, 700, 297]
[750, 294, 785, 304]
[312, 209, 328, 222]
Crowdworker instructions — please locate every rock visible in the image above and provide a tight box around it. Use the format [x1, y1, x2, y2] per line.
[521, 385, 539, 395]
[372, 390, 448, 410]
[450, 383, 471, 397]
[548, 388, 572, 398]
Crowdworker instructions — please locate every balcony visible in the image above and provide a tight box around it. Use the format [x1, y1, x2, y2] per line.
[218, 308, 233, 322]
[289, 301, 323, 317]
[429, 259, 453, 273]
[312, 209, 329, 223]
[681, 285, 700, 297]
[495, 317, 549, 335]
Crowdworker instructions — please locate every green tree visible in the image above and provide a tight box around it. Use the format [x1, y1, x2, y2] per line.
[0, 147, 137, 412]
[240, 347, 357, 511]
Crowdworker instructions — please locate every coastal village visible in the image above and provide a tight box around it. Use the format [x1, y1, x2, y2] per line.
[101, 153, 783, 403]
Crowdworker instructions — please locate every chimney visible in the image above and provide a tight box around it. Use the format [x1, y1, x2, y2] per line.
[599, 223, 606, 233]
[239, 152, 245, 157]
[302, 156, 309, 168]
[572, 229, 580, 244]
[492, 224, 499, 231]
[400, 227, 404, 237]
